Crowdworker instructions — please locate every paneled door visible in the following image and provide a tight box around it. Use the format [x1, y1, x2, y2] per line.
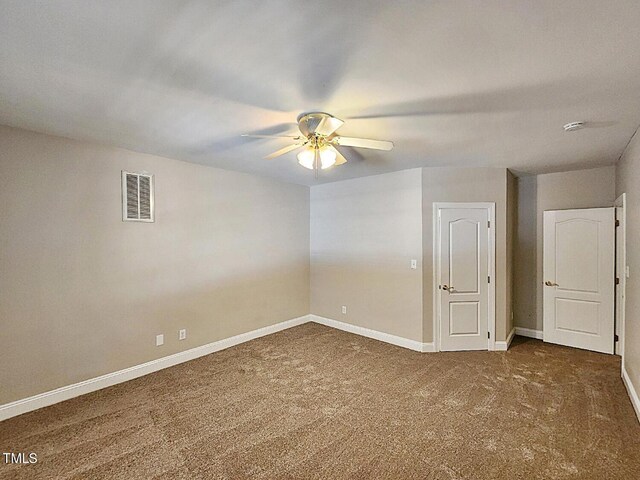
[436, 204, 494, 351]
[543, 208, 615, 354]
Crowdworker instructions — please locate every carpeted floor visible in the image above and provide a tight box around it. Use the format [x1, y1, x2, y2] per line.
[1, 323, 639, 479]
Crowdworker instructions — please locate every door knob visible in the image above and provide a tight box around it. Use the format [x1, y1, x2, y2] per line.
[544, 281, 559, 287]
[442, 285, 454, 291]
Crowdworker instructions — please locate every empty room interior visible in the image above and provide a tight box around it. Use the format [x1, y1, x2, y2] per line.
[1, 1, 640, 479]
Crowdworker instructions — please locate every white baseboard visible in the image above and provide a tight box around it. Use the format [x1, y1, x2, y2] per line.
[0, 314, 311, 422]
[494, 327, 516, 351]
[515, 327, 543, 339]
[310, 314, 432, 352]
[622, 367, 640, 423]
[0, 314, 523, 422]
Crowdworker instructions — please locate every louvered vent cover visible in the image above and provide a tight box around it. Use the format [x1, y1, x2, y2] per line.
[122, 171, 154, 222]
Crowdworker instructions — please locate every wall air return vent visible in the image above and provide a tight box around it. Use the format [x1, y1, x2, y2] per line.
[122, 171, 154, 222]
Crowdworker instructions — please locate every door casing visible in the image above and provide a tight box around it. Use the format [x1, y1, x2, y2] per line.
[433, 202, 496, 352]
[615, 194, 626, 364]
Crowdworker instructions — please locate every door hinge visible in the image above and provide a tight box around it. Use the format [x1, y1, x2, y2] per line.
[615, 219, 620, 227]
[615, 334, 619, 342]
[616, 277, 620, 285]
[487, 332, 490, 339]
[487, 220, 491, 228]
[488, 276, 491, 283]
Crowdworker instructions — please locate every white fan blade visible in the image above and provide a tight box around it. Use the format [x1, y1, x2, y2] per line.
[242, 134, 302, 140]
[332, 136, 394, 151]
[331, 145, 347, 166]
[315, 116, 344, 136]
[264, 142, 305, 160]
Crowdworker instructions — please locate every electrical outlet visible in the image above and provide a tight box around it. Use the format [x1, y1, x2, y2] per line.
[410, 259, 417, 269]
[342, 305, 347, 315]
[156, 334, 164, 346]
[179, 329, 186, 340]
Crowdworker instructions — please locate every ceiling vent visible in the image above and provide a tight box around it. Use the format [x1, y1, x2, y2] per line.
[122, 171, 154, 222]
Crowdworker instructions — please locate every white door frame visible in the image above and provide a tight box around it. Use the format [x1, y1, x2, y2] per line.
[433, 202, 496, 352]
[615, 194, 626, 366]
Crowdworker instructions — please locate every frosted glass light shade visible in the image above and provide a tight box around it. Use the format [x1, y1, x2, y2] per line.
[319, 146, 337, 169]
[297, 148, 315, 169]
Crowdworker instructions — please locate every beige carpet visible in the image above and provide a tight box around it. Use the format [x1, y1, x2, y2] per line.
[1, 323, 639, 479]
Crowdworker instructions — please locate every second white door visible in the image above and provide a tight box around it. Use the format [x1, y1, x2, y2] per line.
[543, 208, 615, 354]
[436, 205, 493, 351]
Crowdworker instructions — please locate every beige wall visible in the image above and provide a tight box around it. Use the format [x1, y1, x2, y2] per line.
[533, 166, 616, 331]
[616, 129, 640, 407]
[311, 166, 512, 346]
[0, 126, 530, 406]
[513, 176, 537, 330]
[0, 126, 310, 404]
[422, 168, 510, 343]
[310, 169, 423, 342]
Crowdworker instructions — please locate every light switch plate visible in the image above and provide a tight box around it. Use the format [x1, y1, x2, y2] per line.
[156, 334, 164, 346]
[410, 259, 417, 269]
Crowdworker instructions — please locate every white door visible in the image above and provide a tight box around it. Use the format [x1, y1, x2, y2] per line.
[543, 208, 615, 354]
[437, 206, 493, 351]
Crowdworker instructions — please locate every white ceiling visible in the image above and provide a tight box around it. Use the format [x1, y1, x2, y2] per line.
[2, 1, 640, 185]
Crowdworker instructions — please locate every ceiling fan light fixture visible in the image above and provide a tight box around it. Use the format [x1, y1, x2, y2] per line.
[297, 147, 315, 170]
[297, 145, 338, 170]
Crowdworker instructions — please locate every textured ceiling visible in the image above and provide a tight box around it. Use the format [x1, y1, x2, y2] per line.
[1, 1, 640, 185]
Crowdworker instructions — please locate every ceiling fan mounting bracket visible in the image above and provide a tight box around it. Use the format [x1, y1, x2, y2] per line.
[296, 111, 333, 123]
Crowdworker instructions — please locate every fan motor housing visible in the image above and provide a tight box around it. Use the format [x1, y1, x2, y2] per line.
[297, 112, 340, 137]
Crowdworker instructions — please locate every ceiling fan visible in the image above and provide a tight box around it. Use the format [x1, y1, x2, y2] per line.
[241, 112, 393, 175]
